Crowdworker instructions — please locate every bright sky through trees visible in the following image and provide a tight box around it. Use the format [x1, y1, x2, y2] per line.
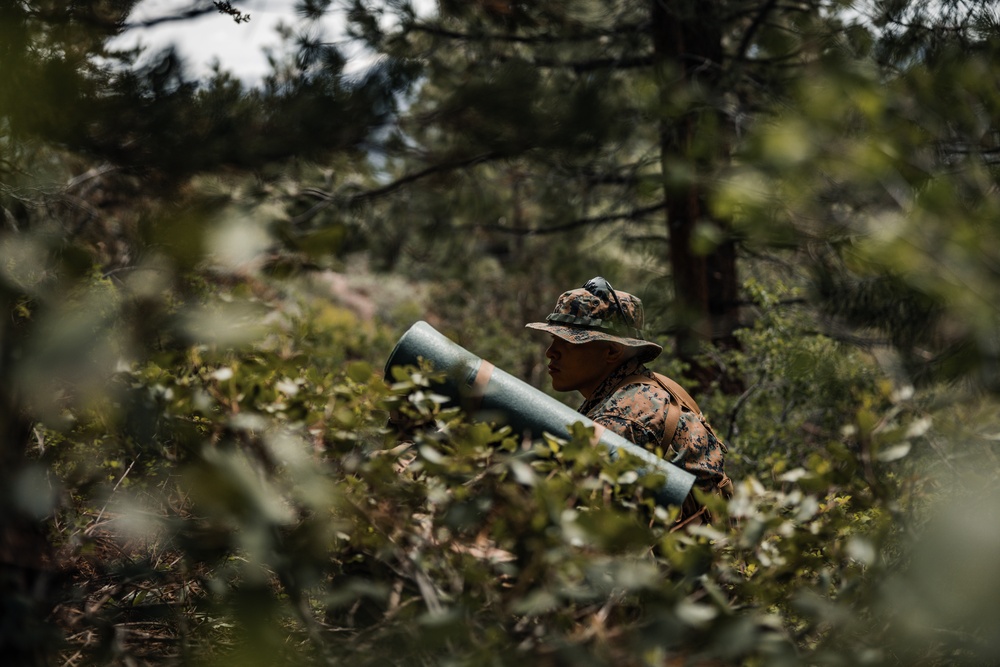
[110, 0, 348, 82]
[111, 0, 436, 82]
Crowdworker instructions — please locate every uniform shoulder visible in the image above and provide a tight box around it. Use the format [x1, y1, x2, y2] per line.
[615, 370, 674, 401]
[607, 374, 673, 414]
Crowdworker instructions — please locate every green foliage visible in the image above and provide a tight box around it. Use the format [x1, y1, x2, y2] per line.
[5, 1, 1000, 666]
[714, 12, 1000, 391]
[29, 272, 995, 666]
[721, 278, 885, 479]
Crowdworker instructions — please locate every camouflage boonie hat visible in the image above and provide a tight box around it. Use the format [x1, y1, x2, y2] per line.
[525, 277, 663, 362]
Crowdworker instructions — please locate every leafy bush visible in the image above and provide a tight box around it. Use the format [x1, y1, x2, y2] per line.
[26, 271, 983, 667]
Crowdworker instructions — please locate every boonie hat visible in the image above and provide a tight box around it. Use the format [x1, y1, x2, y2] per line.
[525, 277, 662, 362]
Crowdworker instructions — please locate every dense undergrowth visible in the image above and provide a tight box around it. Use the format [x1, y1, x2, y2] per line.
[14, 268, 997, 667]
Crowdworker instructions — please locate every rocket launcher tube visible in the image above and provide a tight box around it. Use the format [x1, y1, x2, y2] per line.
[385, 321, 696, 507]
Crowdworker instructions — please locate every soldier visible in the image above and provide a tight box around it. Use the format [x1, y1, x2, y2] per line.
[526, 277, 732, 525]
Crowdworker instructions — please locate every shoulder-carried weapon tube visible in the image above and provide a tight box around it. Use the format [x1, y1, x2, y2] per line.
[384, 321, 695, 507]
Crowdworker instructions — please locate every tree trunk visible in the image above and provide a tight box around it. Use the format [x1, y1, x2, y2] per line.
[0, 277, 56, 665]
[651, 0, 742, 394]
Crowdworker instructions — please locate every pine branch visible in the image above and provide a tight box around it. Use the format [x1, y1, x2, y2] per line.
[122, 6, 220, 29]
[410, 21, 650, 45]
[349, 153, 506, 202]
[802, 326, 892, 349]
[292, 151, 507, 226]
[116, 2, 250, 30]
[722, 0, 832, 25]
[581, 172, 643, 187]
[621, 233, 669, 245]
[733, 0, 781, 66]
[503, 54, 653, 73]
[476, 201, 667, 236]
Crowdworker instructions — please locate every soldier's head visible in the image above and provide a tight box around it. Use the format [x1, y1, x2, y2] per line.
[525, 277, 661, 397]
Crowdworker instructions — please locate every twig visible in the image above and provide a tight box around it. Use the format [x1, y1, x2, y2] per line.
[726, 380, 761, 442]
[86, 457, 139, 535]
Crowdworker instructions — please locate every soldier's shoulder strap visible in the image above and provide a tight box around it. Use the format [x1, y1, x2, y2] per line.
[617, 372, 735, 511]
[616, 372, 702, 447]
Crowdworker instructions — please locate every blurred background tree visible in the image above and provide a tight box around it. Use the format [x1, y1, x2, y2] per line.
[309, 0, 866, 391]
[1, 1, 410, 663]
[1, 0, 1000, 665]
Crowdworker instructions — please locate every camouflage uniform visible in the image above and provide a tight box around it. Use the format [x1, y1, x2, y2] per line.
[526, 277, 730, 521]
[578, 356, 729, 497]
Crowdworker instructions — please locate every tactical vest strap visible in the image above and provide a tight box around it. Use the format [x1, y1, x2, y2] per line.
[614, 372, 735, 527]
[617, 372, 703, 447]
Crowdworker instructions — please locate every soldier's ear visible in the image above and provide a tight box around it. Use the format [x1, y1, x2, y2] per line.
[605, 342, 627, 362]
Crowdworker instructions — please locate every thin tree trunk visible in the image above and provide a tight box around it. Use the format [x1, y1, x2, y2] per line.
[0, 260, 56, 666]
[651, 0, 742, 393]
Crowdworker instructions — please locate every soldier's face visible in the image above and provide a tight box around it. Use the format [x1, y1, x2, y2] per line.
[545, 336, 614, 398]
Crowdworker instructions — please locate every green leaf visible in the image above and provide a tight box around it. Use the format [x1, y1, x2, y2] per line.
[346, 360, 373, 383]
[512, 589, 559, 615]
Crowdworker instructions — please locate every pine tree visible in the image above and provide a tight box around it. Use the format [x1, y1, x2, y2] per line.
[322, 0, 870, 392]
[320, 0, 1000, 395]
[0, 5, 412, 661]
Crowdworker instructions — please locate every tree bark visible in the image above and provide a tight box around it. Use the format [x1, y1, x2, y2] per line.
[0, 292, 55, 667]
[651, 0, 742, 393]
